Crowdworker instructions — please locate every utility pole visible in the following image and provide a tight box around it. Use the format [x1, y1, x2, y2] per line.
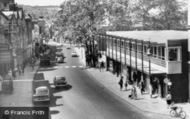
[187, 0, 190, 102]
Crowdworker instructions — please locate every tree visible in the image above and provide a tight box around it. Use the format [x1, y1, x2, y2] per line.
[106, 0, 133, 31]
[55, 0, 106, 67]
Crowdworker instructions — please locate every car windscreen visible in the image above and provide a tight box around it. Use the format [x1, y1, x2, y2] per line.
[36, 88, 48, 95]
[56, 77, 65, 82]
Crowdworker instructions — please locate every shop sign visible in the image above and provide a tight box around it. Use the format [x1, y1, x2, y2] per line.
[167, 81, 172, 86]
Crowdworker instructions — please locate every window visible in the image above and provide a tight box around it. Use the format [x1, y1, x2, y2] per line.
[153, 46, 157, 57]
[114, 40, 117, 46]
[4, 3, 7, 7]
[121, 41, 124, 48]
[162, 47, 165, 60]
[144, 46, 147, 53]
[168, 47, 181, 61]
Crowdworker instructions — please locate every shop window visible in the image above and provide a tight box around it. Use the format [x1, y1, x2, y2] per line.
[162, 47, 165, 60]
[144, 46, 147, 54]
[121, 41, 124, 48]
[168, 47, 181, 61]
[138, 45, 142, 53]
[114, 40, 117, 46]
[153, 46, 157, 57]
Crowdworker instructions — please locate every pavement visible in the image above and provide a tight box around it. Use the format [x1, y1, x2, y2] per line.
[74, 46, 190, 119]
[0, 60, 40, 107]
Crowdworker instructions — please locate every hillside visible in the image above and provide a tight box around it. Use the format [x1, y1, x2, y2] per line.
[20, 5, 60, 20]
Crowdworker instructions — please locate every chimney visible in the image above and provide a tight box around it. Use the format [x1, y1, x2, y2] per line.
[9, 3, 17, 11]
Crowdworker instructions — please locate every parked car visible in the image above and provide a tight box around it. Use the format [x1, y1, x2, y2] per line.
[33, 86, 50, 102]
[40, 54, 51, 66]
[57, 57, 64, 63]
[54, 76, 67, 88]
[71, 51, 78, 57]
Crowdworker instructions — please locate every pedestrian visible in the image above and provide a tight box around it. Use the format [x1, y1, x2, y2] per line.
[21, 63, 25, 74]
[124, 80, 128, 90]
[132, 71, 137, 84]
[166, 92, 172, 109]
[131, 85, 137, 99]
[118, 76, 123, 90]
[140, 79, 145, 94]
[100, 61, 104, 71]
[18, 65, 22, 75]
[31, 57, 35, 70]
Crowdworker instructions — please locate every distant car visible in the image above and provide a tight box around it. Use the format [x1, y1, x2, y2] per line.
[67, 46, 71, 49]
[54, 76, 67, 88]
[33, 86, 50, 102]
[55, 52, 64, 61]
[71, 51, 78, 57]
[57, 57, 64, 63]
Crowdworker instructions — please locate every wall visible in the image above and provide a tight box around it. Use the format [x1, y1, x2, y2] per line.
[168, 39, 189, 102]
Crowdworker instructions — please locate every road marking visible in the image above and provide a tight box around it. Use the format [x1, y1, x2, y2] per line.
[14, 80, 33, 81]
[79, 66, 84, 68]
[65, 66, 70, 68]
[72, 66, 76, 68]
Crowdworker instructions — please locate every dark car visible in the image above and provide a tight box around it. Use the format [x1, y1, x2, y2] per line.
[55, 52, 64, 61]
[40, 54, 51, 66]
[57, 57, 64, 63]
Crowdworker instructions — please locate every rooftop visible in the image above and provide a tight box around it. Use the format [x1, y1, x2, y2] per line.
[106, 30, 188, 44]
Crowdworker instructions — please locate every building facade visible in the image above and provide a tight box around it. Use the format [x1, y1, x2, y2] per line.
[98, 30, 189, 103]
[0, 2, 33, 78]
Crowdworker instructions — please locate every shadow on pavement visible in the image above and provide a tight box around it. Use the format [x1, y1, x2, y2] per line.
[50, 110, 60, 115]
[51, 85, 72, 93]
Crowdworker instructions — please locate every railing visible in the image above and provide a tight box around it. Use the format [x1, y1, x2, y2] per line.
[109, 47, 166, 67]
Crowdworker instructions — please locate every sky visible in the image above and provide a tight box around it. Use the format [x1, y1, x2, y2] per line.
[14, 0, 66, 6]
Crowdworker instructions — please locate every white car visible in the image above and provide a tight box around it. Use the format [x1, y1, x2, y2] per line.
[71, 51, 78, 57]
[54, 76, 67, 88]
[33, 86, 50, 102]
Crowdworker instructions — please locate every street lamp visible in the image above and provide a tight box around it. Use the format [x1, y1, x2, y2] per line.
[147, 41, 152, 96]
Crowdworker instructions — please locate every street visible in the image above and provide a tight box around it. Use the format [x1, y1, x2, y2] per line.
[37, 45, 173, 119]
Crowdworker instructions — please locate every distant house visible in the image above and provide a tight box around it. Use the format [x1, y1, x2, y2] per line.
[0, 0, 14, 10]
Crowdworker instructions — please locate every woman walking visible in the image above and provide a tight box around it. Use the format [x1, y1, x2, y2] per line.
[166, 92, 172, 108]
[118, 76, 123, 90]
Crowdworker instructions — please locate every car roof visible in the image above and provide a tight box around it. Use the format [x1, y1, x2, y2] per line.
[55, 76, 65, 78]
[36, 86, 48, 90]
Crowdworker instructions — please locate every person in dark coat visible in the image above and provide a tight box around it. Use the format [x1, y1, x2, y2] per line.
[118, 76, 123, 90]
[132, 71, 137, 83]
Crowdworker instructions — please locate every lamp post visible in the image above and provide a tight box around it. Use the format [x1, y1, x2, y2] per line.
[147, 41, 152, 96]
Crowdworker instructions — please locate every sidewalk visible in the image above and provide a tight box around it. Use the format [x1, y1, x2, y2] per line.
[15, 60, 40, 80]
[74, 47, 190, 119]
[0, 60, 40, 107]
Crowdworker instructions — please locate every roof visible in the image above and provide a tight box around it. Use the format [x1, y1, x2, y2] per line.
[2, 11, 17, 19]
[0, 11, 8, 20]
[106, 30, 188, 44]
